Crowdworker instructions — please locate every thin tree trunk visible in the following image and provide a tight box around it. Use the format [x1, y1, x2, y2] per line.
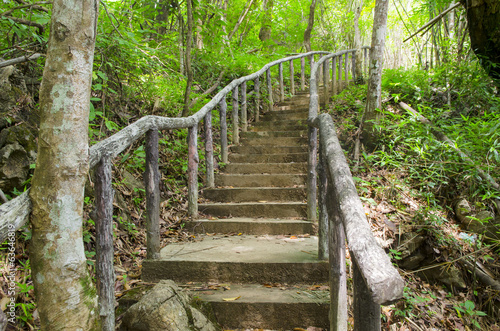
[29, 0, 99, 328]
[228, 0, 255, 41]
[353, 3, 364, 83]
[361, 0, 389, 149]
[181, 0, 194, 117]
[303, 0, 317, 52]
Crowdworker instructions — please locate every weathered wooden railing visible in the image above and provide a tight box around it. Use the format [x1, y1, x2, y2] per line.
[308, 50, 404, 330]
[0, 50, 338, 329]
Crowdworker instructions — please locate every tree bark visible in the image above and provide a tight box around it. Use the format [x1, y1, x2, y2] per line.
[460, 0, 500, 86]
[303, 0, 317, 52]
[361, 0, 389, 150]
[181, 0, 194, 117]
[259, 0, 273, 49]
[28, 0, 99, 328]
[353, 3, 364, 83]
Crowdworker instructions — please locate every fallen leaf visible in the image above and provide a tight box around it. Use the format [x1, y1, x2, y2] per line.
[222, 296, 241, 301]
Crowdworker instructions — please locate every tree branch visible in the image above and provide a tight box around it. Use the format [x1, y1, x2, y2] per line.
[1, 15, 46, 33]
[188, 71, 225, 108]
[1, 1, 51, 16]
[228, 0, 255, 41]
[0, 53, 44, 68]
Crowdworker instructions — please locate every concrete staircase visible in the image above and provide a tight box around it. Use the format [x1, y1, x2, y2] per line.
[143, 92, 330, 330]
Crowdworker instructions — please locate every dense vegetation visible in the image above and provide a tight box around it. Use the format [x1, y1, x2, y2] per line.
[1, 0, 499, 329]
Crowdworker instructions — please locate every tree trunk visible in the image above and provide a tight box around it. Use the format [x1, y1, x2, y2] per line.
[361, 0, 389, 150]
[259, 0, 273, 48]
[28, 0, 99, 328]
[181, 0, 193, 117]
[353, 3, 364, 83]
[303, 0, 317, 52]
[460, 0, 500, 86]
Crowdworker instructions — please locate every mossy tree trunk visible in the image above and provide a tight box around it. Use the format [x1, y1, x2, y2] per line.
[361, 0, 389, 150]
[29, 0, 100, 328]
[303, 0, 317, 52]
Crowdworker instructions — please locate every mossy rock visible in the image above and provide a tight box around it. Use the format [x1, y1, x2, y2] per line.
[0, 123, 37, 160]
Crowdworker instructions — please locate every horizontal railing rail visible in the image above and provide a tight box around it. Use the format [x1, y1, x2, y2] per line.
[307, 50, 404, 331]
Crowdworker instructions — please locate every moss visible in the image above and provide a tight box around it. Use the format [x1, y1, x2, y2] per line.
[79, 274, 97, 306]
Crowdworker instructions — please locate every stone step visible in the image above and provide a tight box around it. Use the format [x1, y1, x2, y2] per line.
[229, 145, 307, 154]
[262, 110, 308, 120]
[193, 284, 329, 330]
[214, 173, 306, 187]
[203, 186, 306, 202]
[222, 162, 306, 174]
[228, 152, 307, 163]
[248, 124, 308, 132]
[199, 201, 307, 218]
[240, 130, 307, 138]
[186, 217, 312, 234]
[251, 119, 307, 128]
[240, 136, 307, 146]
[142, 235, 328, 284]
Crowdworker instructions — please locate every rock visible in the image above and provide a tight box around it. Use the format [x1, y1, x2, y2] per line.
[120, 280, 217, 331]
[418, 264, 466, 289]
[0, 123, 37, 161]
[0, 65, 27, 114]
[396, 232, 428, 270]
[121, 169, 145, 196]
[0, 142, 30, 192]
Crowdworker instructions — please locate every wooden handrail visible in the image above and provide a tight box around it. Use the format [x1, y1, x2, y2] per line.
[308, 49, 404, 330]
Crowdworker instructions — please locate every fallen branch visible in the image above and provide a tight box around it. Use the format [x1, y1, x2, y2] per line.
[403, 2, 460, 43]
[399, 101, 500, 194]
[0, 53, 43, 69]
[188, 71, 225, 108]
[462, 259, 500, 291]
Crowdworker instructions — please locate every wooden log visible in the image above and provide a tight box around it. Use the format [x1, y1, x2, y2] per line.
[317, 113, 404, 305]
[255, 76, 261, 122]
[232, 86, 239, 144]
[187, 124, 199, 217]
[301, 57, 305, 91]
[94, 155, 115, 331]
[205, 112, 215, 188]
[241, 81, 247, 132]
[327, 169, 348, 331]
[279, 62, 284, 102]
[0, 190, 30, 243]
[307, 128, 318, 222]
[220, 98, 228, 163]
[145, 128, 161, 259]
[317, 139, 328, 260]
[289, 60, 295, 95]
[353, 257, 381, 331]
[351, 51, 356, 82]
[266, 69, 273, 111]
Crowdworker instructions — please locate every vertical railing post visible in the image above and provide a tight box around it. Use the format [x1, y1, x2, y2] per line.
[307, 78, 318, 222]
[232, 86, 239, 144]
[266, 68, 273, 111]
[364, 47, 368, 77]
[352, 51, 356, 83]
[338, 54, 343, 92]
[344, 52, 349, 85]
[255, 76, 261, 122]
[220, 98, 228, 163]
[310, 55, 315, 86]
[332, 56, 337, 95]
[353, 257, 381, 331]
[323, 58, 329, 106]
[145, 128, 160, 259]
[327, 179, 348, 331]
[187, 124, 199, 216]
[279, 62, 284, 102]
[205, 112, 214, 187]
[301, 57, 305, 91]
[317, 140, 328, 260]
[289, 60, 295, 95]
[241, 81, 247, 132]
[95, 154, 115, 331]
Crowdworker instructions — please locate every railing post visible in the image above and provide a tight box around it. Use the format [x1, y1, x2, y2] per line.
[95, 154, 115, 331]
[307, 78, 318, 222]
[289, 59, 295, 95]
[332, 56, 337, 95]
[353, 257, 381, 331]
[364, 47, 368, 77]
[352, 51, 356, 83]
[220, 98, 228, 163]
[241, 81, 247, 132]
[279, 62, 284, 102]
[187, 124, 199, 217]
[327, 179, 348, 331]
[344, 52, 349, 85]
[145, 128, 161, 259]
[205, 112, 214, 187]
[232, 86, 239, 145]
[255, 76, 261, 122]
[266, 68, 273, 111]
[317, 140, 328, 260]
[301, 57, 305, 91]
[323, 58, 329, 106]
[338, 54, 343, 91]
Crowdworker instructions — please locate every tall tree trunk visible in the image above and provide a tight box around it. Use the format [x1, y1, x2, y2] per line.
[29, 0, 99, 328]
[303, 0, 317, 52]
[360, 0, 389, 150]
[353, 3, 364, 83]
[228, 0, 255, 41]
[259, 0, 273, 48]
[181, 0, 193, 117]
[460, 0, 500, 86]
[195, 18, 204, 49]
